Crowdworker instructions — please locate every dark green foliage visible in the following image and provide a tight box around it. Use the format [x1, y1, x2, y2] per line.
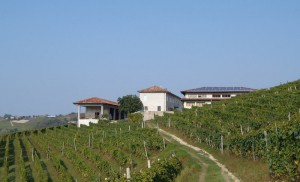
[154, 79, 300, 180]
[117, 95, 143, 114]
[132, 156, 182, 182]
[0, 121, 181, 181]
[128, 113, 143, 123]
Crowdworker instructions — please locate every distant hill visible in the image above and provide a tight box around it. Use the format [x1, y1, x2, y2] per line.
[0, 114, 77, 135]
[155, 79, 300, 180]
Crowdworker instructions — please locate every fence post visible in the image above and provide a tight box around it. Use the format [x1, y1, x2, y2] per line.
[74, 138, 77, 151]
[144, 141, 148, 159]
[147, 160, 151, 168]
[220, 135, 224, 153]
[240, 125, 244, 135]
[126, 167, 131, 180]
[264, 130, 268, 149]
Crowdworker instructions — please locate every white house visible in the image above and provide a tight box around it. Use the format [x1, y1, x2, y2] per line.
[181, 87, 256, 109]
[73, 97, 124, 127]
[138, 86, 182, 120]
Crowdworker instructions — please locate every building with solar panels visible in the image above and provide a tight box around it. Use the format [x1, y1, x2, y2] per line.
[181, 87, 256, 109]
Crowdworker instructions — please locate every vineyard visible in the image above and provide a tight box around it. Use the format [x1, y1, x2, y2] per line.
[154, 79, 300, 180]
[0, 122, 182, 181]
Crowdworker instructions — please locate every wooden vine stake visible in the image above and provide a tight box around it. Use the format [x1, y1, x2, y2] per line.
[143, 141, 148, 159]
[168, 118, 171, 128]
[264, 130, 268, 149]
[163, 137, 166, 149]
[252, 142, 255, 161]
[89, 134, 91, 147]
[143, 140, 151, 168]
[240, 125, 244, 135]
[220, 135, 224, 153]
[62, 142, 65, 155]
[92, 133, 94, 147]
[31, 148, 34, 162]
[129, 125, 131, 132]
[102, 131, 104, 142]
[288, 112, 291, 121]
[147, 159, 151, 168]
[73, 138, 77, 151]
[126, 167, 131, 180]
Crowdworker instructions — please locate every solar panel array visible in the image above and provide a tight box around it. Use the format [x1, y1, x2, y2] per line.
[186, 87, 255, 92]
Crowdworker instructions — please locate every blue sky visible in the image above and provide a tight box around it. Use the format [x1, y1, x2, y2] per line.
[0, 1, 299, 115]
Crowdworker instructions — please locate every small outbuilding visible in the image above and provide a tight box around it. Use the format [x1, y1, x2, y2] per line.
[73, 97, 123, 127]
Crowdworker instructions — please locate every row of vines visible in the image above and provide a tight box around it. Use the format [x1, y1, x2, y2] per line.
[0, 122, 182, 181]
[154, 79, 300, 180]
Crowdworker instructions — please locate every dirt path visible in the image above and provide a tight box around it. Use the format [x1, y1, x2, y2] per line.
[158, 128, 240, 182]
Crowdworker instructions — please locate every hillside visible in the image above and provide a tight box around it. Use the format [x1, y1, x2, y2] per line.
[0, 122, 182, 181]
[0, 115, 74, 135]
[154, 79, 300, 180]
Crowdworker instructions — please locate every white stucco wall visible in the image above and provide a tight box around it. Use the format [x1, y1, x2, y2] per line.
[183, 92, 245, 109]
[140, 93, 166, 111]
[78, 119, 99, 127]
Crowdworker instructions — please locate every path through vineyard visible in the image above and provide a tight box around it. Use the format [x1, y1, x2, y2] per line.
[156, 127, 240, 182]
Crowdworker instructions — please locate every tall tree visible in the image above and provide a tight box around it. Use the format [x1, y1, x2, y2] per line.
[117, 95, 143, 114]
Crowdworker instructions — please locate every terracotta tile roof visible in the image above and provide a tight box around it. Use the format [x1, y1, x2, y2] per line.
[138, 86, 181, 99]
[73, 97, 120, 106]
[138, 86, 168, 93]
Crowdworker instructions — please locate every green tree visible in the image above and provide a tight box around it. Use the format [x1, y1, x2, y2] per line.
[117, 95, 143, 114]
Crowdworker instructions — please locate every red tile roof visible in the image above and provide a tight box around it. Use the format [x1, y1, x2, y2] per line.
[73, 97, 120, 106]
[138, 86, 181, 99]
[138, 86, 168, 93]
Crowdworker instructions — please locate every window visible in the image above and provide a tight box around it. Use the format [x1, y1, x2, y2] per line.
[187, 94, 197, 98]
[167, 107, 174, 111]
[198, 94, 207, 98]
[144, 106, 148, 111]
[157, 106, 161, 111]
[186, 102, 195, 107]
[195, 102, 204, 107]
[213, 94, 221, 98]
[222, 94, 231, 98]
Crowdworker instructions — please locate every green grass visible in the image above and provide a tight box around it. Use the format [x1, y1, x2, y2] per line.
[157, 142, 202, 181]
[157, 124, 271, 181]
[147, 123, 234, 182]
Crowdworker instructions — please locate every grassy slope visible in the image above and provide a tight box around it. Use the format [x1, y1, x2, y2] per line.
[154, 79, 300, 181]
[156, 124, 271, 181]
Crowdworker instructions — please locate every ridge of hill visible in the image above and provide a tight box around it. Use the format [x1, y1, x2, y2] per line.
[154, 79, 300, 180]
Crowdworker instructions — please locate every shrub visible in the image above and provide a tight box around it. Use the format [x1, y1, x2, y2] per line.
[128, 113, 143, 123]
